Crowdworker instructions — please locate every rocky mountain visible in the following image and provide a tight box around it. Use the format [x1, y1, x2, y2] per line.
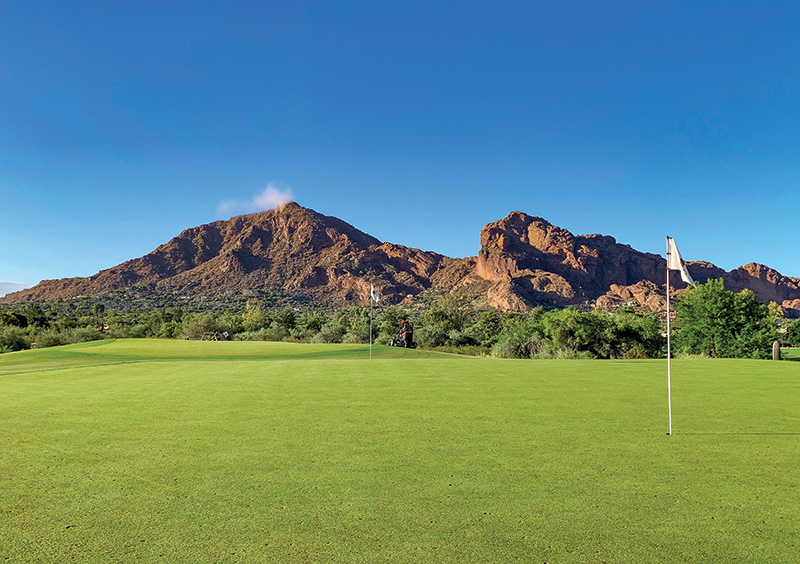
[476, 212, 664, 311]
[4, 203, 480, 306]
[4, 202, 799, 316]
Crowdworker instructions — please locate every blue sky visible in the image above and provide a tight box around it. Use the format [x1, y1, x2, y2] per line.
[1, 1, 798, 294]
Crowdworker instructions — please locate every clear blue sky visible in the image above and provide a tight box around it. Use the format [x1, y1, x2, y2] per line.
[2, 1, 799, 294]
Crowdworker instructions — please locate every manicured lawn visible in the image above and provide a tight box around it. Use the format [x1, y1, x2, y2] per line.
[2, 340, 799, 562]
[782, 347, 800, 361]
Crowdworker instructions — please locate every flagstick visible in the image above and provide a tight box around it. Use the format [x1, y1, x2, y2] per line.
[666, 237, 673, 436]
[369, 292, 373, 362]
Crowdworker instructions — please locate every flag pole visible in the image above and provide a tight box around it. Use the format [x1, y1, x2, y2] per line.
[666, 236, 673, 436]
[369, 288, 373, 362]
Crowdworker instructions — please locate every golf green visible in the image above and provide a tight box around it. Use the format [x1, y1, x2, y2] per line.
[2, 339, 798, 562]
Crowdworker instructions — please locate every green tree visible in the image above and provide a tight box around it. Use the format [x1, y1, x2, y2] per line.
[674, 279, 776, 359]
[767, 301, 784, 321]
[786, 319, 800, 347]
[0, 311, 28, 328]
[273, 308, 297, 331]
[342, 307, 373, 343]
[417, 294, 472, 347]
[466, 310, 504, 346]
[242, 299, 268, 331]
[23, 304, 48, 328]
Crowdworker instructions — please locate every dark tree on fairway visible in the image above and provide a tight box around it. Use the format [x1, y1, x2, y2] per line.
[674, 279, 777, 359]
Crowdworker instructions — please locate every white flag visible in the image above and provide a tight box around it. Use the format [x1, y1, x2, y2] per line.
[370, 284, 380, 303]
[667, 237, 696, 288]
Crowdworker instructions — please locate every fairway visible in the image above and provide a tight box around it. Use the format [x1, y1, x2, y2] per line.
[2, 340, 799, 563]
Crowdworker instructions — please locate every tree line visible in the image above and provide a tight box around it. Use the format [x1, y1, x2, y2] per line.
[2, 279, 797, 358]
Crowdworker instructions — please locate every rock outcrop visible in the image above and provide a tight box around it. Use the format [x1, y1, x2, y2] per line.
[475, 212, 667, 311]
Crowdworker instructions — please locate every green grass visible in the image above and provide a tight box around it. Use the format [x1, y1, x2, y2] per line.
[2, 339, 799, 563]
[782, 347, 800, 361]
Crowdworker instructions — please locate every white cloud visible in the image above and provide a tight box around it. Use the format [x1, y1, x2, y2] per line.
[0, 281, 32, 298]
[216, 184, 295, 217]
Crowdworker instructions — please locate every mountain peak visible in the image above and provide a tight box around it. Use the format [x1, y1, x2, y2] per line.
[3, 207, 799, 317]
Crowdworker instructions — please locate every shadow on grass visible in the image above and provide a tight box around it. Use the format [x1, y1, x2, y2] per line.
[679, 432, 800, 436]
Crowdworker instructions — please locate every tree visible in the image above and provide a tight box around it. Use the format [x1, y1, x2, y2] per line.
[0, 311, 28, 328]
[242, 299, 268, 331]
[767, 301, 784, 321]
[674, 279, 776, 359]
[273, 308, 297, 331]
[92, 303, 106, 319]
[787, 319, 800, 347]
[23, 304, 48, 328]
[417, 293, 472, 347]
[466, 310, 503, 346]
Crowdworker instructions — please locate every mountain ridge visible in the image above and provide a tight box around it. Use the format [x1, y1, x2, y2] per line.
[4, 202, 799, 316]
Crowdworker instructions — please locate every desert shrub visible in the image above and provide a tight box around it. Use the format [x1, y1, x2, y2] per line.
[533, 347, 595, 360]
[300, 313, 326, 333]
[263, 323, 290, 341]
[426, 345, 490, 357]
[491, 313, 543, 358]
[446, 329, 479, 347]
[129, 323, 151, 338]
[34, 329, 63, 348]
[622, 343, 649, 359]
[157, 321, 182, 339]
[414, 325, 447, 348]
[311, 321, 345, 343]
[106, 325, 132, 338]
[181, 314, 218, 340]
[289, 327, 311, 341]
[61, 327, 103, 344]
[0, 326, 30, 353]
[238, 328, 271, 341]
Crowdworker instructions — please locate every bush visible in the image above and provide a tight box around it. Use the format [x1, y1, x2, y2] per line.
[425, 345, 490, 357]
[533, 346, 595, 360]
[181, 314, 218, 340]
[61, 327, 103, 344]
[622, 343, 649, 359]
[311, 321, 345, 343]
[0, 326, 29, 353]
[492, 334, 526, 358]
[34, 329, 63, 348]
[129, 323, 151, 338]
[414, 325, 448, 348]
[263, 323, 290, 341]
[491, 313, 542, 358]
[238, 329, 272, 341]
